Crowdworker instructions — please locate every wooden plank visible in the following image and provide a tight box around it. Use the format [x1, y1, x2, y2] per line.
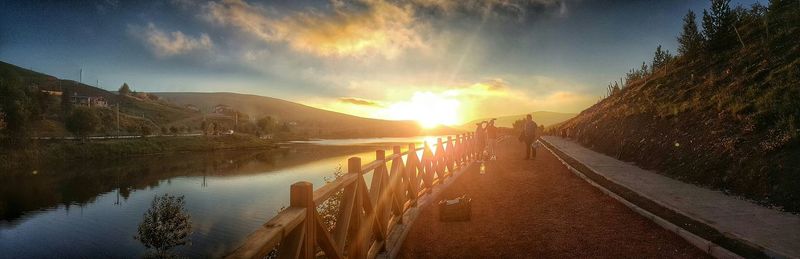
[314, 210, 344, 259]
[289, 182, 315, 259]
[361, 159, 384, 174]
[226, 207, 306, 259]
[278, 223, 305, 259]
[348, 172, 365, 259]
[367, 240, 385, 259]
[359, 177, 387, 241]
[332, 157, 361, 252]
[312, 173, 357, 205]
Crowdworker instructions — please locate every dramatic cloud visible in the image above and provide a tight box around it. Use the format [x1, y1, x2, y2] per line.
[202, 0, 426, 59]
[412, 0, 569, 21]
[339, 97, 383, 107]
[129, 23, 214, 58]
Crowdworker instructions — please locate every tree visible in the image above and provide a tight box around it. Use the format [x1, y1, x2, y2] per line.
[134, 194, 192, 257]
[119, 83, 132, 95]
[65, 107, 100, 139]
[677, 10, 704, 56]
[256, 116, 274, 134]
[652, 45, 674, 71]
[140, 126, 152, 138]
[61, 85, 73, 116]
[702, 0, 735, 53]
[0, 79, 30, 145]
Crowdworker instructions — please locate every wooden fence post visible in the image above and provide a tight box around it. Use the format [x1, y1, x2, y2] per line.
[347, 157, 365, 259]
[290, 181, 315, 259]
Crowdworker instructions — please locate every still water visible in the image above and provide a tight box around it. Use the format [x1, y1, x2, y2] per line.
[0, 136, 442, 258]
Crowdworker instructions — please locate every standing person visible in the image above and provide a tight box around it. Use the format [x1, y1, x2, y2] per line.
[485, 119, 498, 159]
[475, 121, 486, 161]
[520, 114, 538, 159]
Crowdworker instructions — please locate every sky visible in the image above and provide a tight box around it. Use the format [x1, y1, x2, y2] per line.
[0, 0, 760, 125]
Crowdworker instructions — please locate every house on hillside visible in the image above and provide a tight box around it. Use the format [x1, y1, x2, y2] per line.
[185, 104, 200, 112]
[40, 90, 63, 96]
[214, 104, 233, 114]
[70, 94, 108, 108]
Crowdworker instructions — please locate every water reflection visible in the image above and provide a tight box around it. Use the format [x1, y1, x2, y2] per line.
[0, 143, 385, 258]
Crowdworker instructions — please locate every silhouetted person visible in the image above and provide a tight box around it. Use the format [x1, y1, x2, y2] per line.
[520, 114, 538, 159]
[475, 121, 486, 160]
[485, 119, 498, 158]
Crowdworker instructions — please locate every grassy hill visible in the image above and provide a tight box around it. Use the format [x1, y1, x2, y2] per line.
[0, 61, 196, 137]
[555, 1, 800, 212]
[155, 92, 452, 138]
[459, 111, 575, 130]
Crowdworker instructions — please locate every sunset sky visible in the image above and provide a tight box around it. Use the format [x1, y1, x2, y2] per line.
[0, 0, 758, 125]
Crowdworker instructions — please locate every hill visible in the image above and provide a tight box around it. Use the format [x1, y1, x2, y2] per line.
[554, 1, 800, 212]
[460, 111, 575, 130]
[154, 92, 452, 138]
[0, 60, 196, 137]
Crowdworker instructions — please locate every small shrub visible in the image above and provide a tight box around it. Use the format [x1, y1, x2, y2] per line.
[134, 194, 192, 257]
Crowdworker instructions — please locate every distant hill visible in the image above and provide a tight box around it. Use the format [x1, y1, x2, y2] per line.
[555, 2, 800, 212]
[156, 92, 448, 138]
[0, 60, 195, 136]
[459, 111, 575, 130]
[1, 61, 453, 139]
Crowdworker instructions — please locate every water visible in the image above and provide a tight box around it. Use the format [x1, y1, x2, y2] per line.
[0, 136, 443, 258]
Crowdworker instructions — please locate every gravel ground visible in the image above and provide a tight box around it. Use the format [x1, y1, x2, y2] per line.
[398, 139, 710, 258]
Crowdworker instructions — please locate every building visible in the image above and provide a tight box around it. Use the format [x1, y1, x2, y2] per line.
[40, 90, 63, 96]
[214, 104, 233, 114]
[185, 104, 200, 112]
[70, 94, 109, 108]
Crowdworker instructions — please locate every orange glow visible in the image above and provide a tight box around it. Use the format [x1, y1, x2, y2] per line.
[378, 92, 461, 129]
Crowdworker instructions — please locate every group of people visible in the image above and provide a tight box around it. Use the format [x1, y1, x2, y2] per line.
[474, 119, 498, 161]
[472, 114, 540, 161]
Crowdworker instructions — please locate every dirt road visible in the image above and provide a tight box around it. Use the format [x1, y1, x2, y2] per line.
[398, 138, 709, 258]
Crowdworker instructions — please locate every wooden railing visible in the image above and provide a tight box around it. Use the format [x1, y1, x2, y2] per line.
[227, 133, 478, 259]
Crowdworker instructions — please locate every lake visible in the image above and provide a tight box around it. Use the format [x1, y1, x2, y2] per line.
[0, 136, 443, 258]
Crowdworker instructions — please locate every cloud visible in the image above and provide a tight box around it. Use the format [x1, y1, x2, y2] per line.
[129, 23, 214, 58]
[339, 97, 383, 107]
[202, 0, 427, 59]
[411, 0, 569, 21]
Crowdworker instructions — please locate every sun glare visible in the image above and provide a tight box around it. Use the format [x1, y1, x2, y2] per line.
[379, 92, 461, 129]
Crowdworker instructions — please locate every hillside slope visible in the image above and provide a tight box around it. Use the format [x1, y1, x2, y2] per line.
[0, 61, 195, 136]
[155, 92, 440, 138]
[555, 2, 800, 212]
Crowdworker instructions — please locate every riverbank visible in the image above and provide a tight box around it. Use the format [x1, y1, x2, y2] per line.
[0, 134, 277, 170]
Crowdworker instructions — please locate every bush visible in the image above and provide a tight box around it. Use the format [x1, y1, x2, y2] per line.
[134, 194, 192, 257]
[65, 107, 100, 138]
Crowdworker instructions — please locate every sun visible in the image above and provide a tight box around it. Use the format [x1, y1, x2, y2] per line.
[379, 92, 461, 129]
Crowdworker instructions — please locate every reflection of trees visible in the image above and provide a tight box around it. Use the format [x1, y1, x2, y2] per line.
[0, 145, 375, 226]
[135, 194, 192, 258]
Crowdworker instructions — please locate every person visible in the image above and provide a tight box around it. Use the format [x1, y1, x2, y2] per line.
[485, 119, 498, 158]
[520, 114, 538, 159]
[475, 121, 486, 160]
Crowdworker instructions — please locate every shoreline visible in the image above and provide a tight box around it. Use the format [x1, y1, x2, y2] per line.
[0, 135, 278, 171]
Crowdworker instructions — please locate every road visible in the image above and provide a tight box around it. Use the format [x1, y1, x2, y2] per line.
[398, 138, 709, 258]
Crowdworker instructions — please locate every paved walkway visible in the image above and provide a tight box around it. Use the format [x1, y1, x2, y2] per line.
[542, 136, 800, 258]
[399, 138, 708, 258]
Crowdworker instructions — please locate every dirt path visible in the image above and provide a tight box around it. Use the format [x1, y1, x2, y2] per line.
[398, 138, 709, 258]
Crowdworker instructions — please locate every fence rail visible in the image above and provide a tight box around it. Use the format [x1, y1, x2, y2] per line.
[227, 133, 478, 259]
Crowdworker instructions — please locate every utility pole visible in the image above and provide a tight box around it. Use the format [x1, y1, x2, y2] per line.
[79, 68, 82, 84]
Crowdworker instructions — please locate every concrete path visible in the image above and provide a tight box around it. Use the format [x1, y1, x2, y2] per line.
[542, 136, 800, 258]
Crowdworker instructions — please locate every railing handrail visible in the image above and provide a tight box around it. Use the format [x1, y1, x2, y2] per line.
[227, 133, 479, 259]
